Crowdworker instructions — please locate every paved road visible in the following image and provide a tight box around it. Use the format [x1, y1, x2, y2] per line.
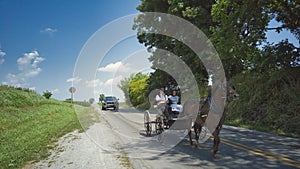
[99, 107, 300, 169]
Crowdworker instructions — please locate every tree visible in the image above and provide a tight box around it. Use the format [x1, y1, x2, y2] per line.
[210, 0, 300, 75]
[208, 0, 300, 136]
[89, 98, 95, 104]
[128, 73, 149, 107]
[268, 0, 300, 41]
[133, 0, 300, 136]
[134, 0, 215, 91]
[117, 74, 135, 106]
[43, 90, 52, 99]
[99, 94, 105, 103]
[135, 0, 299, 79]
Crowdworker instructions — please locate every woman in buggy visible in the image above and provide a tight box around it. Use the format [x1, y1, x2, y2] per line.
[168, 90, 183, 118]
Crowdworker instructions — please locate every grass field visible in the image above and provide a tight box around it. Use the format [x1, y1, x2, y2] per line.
[0, 85, 100, 168]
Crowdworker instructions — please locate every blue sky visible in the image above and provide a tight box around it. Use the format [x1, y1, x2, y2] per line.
[0, 0, 148, 100]
[0, 1, 298, 101]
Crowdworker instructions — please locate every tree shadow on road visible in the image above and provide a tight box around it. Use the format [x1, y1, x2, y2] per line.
[142, 137, 295, 169]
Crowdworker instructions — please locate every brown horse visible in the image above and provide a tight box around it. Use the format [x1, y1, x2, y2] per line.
[188, 81, 239, 157]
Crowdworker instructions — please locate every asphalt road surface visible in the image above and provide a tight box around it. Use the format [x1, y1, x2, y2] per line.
[32, 106, 300, 169]
[100, 107, 300, 169]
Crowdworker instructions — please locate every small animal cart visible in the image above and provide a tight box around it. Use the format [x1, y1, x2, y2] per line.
[143, 110, 168, 136]
[143, 106, 192, 136]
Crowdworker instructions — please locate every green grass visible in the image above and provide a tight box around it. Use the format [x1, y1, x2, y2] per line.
[118, 102, 131, 108]
[0, 85, 100, 168]
[113, 143, 133, 169]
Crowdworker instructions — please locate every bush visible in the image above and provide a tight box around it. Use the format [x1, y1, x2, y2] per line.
[226, 69, 300, 137]
[43, 90, 52, 99]
[64, 99, 91, 107]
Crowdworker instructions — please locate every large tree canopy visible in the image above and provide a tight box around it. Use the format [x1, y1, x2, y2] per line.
[131, 0, 300, 136]
[134, 0, 299, 81]
[211, 0, 300, 75]
[134, 0, 217, 93]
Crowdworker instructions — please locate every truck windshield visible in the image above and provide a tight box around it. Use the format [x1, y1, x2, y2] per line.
[105, 97, 113, 101]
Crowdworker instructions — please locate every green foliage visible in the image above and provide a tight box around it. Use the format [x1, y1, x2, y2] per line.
[128, 73, 149, 108]
[135, 0, 299, 80]
[89, 98, 95, 104]
[268, 0, 300, 40]
[134, 0, 213, 88]
[0, 85, 99, 168]
[257, 40, 300, 71]
[64, 99, 91, 107]
[211, 0, 271, 78]
[226, 69, 300, 137]
[211, 0, 300, 77]
[118, 74, 135, 106]
[0, 85, 45, 107]
[42, 90, 52, 99]
[147, 69, 176, 92]
[99, 94, 105, 103]
[134, 0, 300, 138]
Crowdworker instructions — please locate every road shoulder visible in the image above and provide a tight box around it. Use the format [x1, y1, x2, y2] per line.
[28, 121, 130, 169]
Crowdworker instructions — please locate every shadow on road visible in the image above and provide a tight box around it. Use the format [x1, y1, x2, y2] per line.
[138, 133, 298, 169]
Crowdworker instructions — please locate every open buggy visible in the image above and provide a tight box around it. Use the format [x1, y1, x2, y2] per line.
[143, 81, 238, 157]
[143, 89, 194, 136]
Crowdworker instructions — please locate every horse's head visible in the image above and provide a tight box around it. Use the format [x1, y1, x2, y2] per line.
[226, 82, 239, 101]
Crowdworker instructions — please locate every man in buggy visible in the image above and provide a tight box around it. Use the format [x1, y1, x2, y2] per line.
[155, 88, 170, 118]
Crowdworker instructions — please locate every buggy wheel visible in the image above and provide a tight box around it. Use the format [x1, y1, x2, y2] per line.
[155, 116, 164, 134]
[145, 122, 152, 136]
[144, 111, 151, 136]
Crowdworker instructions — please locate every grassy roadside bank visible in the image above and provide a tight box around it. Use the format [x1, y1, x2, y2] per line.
[226, 70, 300, 138]
[0, 85, 100, 168]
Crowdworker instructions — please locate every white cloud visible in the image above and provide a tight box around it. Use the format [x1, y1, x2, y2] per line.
[0, 50, 6, 57]
[66, 77, 82, 84]
[104, 76, 123, 86]
[17, 50, 44, 71]
[0, 50, 6, 65]
[24, 67, 42, 77]
[29, 87, 36, 91]
[17, 50, 38, 65]
[32, 57, 45, 67]
[17, 50, 44, 75]
[85, 79, 103, 88]
[97, 61, 132, 73]
[40, 27, 58, 34]
[5, 73, 20, 86]
[3, 50, 44, 87]
[51, 88, 59, 94]
[104, 78, 114, 86]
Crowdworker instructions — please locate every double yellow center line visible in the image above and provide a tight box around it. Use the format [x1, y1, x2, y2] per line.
[221, 138, 300, 168]
[125, 111, 300, 168]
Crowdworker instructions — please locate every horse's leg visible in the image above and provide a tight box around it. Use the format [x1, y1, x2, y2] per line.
[194, 124, 201, 147]
[188, 123, 199, 146]
[188, 128, 193, 146]
[211, 111, 226, 157]
[211, 127, 220, 157]
[192, 124, 198, 147]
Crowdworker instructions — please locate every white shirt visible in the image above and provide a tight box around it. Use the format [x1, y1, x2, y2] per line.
[155, 93, 168, 105]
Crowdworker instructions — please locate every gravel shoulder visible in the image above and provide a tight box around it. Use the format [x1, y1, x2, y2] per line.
[27, 121, 131, 169]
